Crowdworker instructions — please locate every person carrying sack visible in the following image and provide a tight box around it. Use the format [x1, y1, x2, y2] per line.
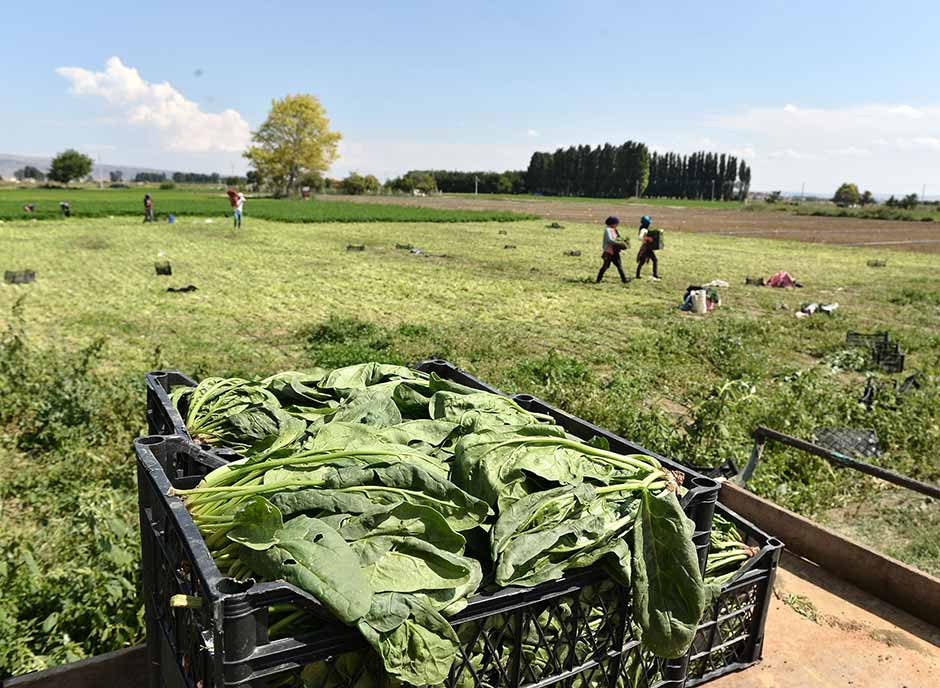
[596, 216, 629, 283]
[636, 215, 660, 281]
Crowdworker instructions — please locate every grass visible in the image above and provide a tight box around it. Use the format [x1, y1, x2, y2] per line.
[1, 212, 938, 676]
[747, 201, 940, 222]
[447, 193, 746, 209]
[0, 187, 533, 223]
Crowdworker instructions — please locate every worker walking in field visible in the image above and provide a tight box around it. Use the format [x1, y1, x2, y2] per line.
[228, 189, 245, 229]
[635, 215, 660, 281]
[596, 216, 629, 284]
[143, 194, 154, 223]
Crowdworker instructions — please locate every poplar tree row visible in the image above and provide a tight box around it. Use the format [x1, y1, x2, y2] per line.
[646, 151, 751, 201]
[524, 143, 751, 200]
[525, 142, 649, 198]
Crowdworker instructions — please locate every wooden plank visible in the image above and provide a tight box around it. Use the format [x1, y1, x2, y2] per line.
[719, 482, 940, 628]
[3, 645, 149, 688]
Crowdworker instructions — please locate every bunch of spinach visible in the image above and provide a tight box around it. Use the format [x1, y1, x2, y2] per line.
[704, 514, 758, 586]
[178, 456, 488, 685]
[171, 377, 306, 453]
[172, 362, 708, 683]
[457, 431, 706, 658]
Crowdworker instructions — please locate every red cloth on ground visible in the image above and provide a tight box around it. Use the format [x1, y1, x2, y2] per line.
[767, 271, 798, 288]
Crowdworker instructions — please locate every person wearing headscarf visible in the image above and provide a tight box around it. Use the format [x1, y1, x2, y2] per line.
[596, 216, 629, 283]
[635, 215, 660, 280]
[143, 194, 154, 223]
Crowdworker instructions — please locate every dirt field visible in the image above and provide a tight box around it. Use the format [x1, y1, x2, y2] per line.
[325, 194, 940, 253]
[712, 553, 940, 688]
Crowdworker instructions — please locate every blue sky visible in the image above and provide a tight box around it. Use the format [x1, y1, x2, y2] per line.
[3, 1, 940, 194]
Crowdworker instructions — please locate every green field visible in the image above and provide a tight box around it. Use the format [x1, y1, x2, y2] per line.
[1, 210, 938, 676]
[0, 187, 533, 223]
[748, 199, 940, 222]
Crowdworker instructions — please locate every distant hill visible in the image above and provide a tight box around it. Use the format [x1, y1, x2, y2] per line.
[0, 153, 178, 181]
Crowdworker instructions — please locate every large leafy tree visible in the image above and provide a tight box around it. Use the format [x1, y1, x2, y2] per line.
[244, 94, 341, 197]
[833, 182, 861, 206]
[47, 149, 93, 184]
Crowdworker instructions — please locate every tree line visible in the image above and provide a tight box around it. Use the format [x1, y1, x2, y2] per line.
[646, 151, 751, 200]
[12, 156, 244, 187]
[526, 142, 650, 198]
[524, 143, 751, 200]
[402, 170, 527, 195]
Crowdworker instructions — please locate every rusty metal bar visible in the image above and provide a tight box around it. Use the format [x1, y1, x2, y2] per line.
[748, 425, 940, 500]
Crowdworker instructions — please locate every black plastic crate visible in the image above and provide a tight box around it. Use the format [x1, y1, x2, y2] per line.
[647, 229, 664, 251]
[845, 331, 889, 350]
[136, 359, 719, 688]
[136, 434, 686, 688]
[4, 269, 36, 284]
[146, 370, 197, 439]
[413, 358, 506, 396]
[684, 504, 783, 687]
[876, 349, 905, 374]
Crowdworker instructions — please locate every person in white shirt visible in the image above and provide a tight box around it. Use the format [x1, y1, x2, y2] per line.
[596, 216, 629, 283]
[233, 192, 245, 229]
[227, 189, 246, 229]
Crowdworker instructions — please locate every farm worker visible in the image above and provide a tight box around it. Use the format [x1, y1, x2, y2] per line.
[635, 215, 660, 281]
[59, 201, 71, 218]
[143, 194, 154, 223]
[227, 189, 244, 229]
[595, 216, 629, 284]
[23, 204, 35, 214]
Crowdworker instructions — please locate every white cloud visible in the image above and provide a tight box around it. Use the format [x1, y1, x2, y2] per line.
[527, 129, 540, 137]
[710, 102, 940, 193]
[729, 145, 757, 159]
[56, 57, 251, 153]
[897, 136, 940, 151]
[768, 148, 818, 160]
[887, 105, 924, 118]
[713, 103, 940, 140]
[825, 146, 871, 157]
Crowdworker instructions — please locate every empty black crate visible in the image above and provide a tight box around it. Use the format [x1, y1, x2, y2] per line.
[4, 270, 36, 284]
[684, 504, 783, 687]
[845, 331, 889, 349]
[136, 435, 687, 688]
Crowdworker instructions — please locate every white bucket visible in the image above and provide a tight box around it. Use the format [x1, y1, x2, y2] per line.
[691, 289, 708, 314]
